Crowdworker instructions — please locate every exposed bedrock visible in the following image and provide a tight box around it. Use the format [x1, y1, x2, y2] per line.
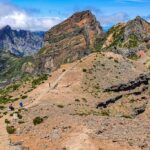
[104, 73, 150, 92]
[96, 95, 123, 108]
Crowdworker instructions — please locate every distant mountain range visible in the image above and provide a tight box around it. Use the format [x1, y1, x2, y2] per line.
[0, 25, 45, 56]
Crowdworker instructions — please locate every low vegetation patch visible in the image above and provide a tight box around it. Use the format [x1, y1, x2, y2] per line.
[18, 121, 25, 124]
[122, 114, 133, 119]
[32, 74, 48, 88]
[0, 96, 16, 104]
[5, 119, 10, 124]
[127, 54, 140, 60]
[57, 104, 64, 108]
[6, 126, 16, 134]
[74, 108, 110, 117]
[33, 117, 43, 125]
[75, 99, 80, 102]
[17, 113, 23, 119]
[22, 95, 28, 99]
[82, 98, 87, 103]
[3, 111, 8, 115]
[82, 68, 87, 72]
[0, 105, 5, 110]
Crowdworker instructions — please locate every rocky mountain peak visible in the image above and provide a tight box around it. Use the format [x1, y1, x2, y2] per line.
[69, 10, 97, 26]
[70, 10, 92, 19]
[133, 16, 150, 25]
[0, 26, 44, 56]
[130, 16, 147, 28]
[135, 16, 144, 21]
[45, 10, 103, 41]
[102, 16, 150, 56]
[2, 25, 12, 31]
[40, 10, 103, 73]
[126, 16, 150, 34]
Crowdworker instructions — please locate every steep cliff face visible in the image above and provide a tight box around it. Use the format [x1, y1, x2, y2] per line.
[0, 25, 44, 56]
[102, 16, 150, 56]
[38, 10, 103, 73]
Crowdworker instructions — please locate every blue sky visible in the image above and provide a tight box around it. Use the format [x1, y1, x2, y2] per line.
[0, 0, 149, 31]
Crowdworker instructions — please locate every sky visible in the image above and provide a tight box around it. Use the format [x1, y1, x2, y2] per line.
[0, 0, 149, 31]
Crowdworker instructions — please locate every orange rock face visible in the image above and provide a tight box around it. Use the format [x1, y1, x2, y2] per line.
[39, 10, 103, 72]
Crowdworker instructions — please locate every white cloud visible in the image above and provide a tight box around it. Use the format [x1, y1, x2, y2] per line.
[99, 12, 129, 26]
[0, 3, 62, 31]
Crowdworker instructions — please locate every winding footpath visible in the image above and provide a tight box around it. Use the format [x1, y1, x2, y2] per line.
[26, 58, 85, 108]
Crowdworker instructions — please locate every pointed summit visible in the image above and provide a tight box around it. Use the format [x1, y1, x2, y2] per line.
[40, 10, 104, 72]
[102, 16, 150, 56]
[133, 16, 149, 24]
[70, 10, 93, 19]
[2, 25, 11, 31]
[135, 16, 143, 20]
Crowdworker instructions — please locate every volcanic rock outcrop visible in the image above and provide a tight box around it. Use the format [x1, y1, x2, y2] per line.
[38, 10, 104, 73]
[102, 16, 150, 56]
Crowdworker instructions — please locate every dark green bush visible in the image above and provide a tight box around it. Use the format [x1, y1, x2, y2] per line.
[0, 96, 16, 104]
[82, 68, 87, 72]
[0, 105, 5, 110]
[17, 113, 23, 119]
[32, 74, 48, 88]
[6, 126, 16, 134]
[18, 121, 25, 124]
[33, 117, 43, 125]
[57, 104, 64, 108]
[75, 99, 80, 102]
[127, 54, 139, 60]
[5, 119, 10, 124]
[22, 95, 27, 99]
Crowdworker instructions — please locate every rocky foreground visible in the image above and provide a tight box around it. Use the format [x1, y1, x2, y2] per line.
[0, 52, 149, 150]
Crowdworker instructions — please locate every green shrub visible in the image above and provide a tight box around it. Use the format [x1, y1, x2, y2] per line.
[114, 59, 119, 63]
[82, 98, 87, 103]
[43, 116, 48, 119]
[122, 114, 132, 119]
[22, 95, 27, 99]
[10, 113, 13, 116]
[32, 74, 48, 88]
[6, 84, 21, 92]
[0, 96, 16, 104]
[18, 121, 25, 124]
[101, 110, 110, 116]
[75, 99, 80, 102]
[33, 117, 43, 125]
[57, 104, 64, 108]
[82, 68, 87, 72]
[127, 54, 139, 60]
[0, 105, 5, 110]
[6, 126, 16, 134]
[3, 111, 8, 115]
[5, 119, 10, 124]
[17, 113, 23, 119]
